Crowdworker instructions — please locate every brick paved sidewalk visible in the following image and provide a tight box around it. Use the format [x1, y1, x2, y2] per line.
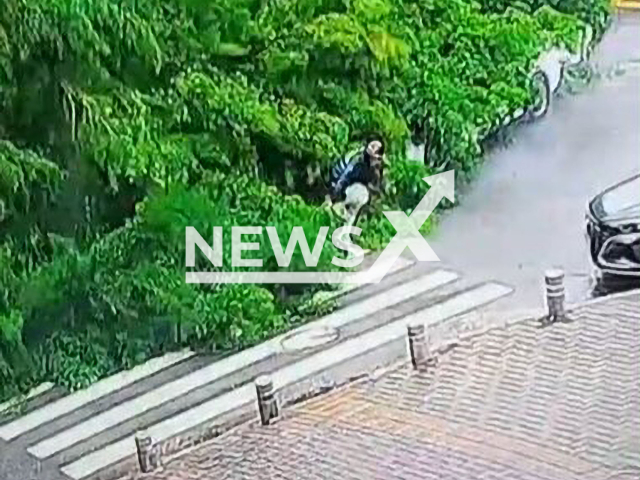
[134, 292, 640, 480]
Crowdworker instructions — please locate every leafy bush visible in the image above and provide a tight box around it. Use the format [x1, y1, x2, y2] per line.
[0, 310, 32, 394]
[140, 172, 343, 273]
[0, 141, 64, 217]
[477, 0, 610, 40]
[358, 157, 438, 249]
[35, 330, 117, 391]
[0, 0, 609, 400]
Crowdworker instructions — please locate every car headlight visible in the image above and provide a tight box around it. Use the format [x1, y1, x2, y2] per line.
[598, 232, 640, 269]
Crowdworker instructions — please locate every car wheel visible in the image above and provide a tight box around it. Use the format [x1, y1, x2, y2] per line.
[529, 70, 551, 120]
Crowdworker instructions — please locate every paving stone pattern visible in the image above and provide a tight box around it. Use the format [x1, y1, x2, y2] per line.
[132, 292, 640, 480]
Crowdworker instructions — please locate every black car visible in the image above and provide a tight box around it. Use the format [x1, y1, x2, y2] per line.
[586, 174, 640, 293]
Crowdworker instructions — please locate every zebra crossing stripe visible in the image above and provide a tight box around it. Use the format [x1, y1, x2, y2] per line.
[0, 383, 54, 416]
[60, 281, 512, 480]
[28, 269, 458, 459]
[0, 349, 194, 441]
[323, 256, 415, 300]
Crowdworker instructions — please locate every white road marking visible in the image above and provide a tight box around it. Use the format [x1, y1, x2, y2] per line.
[273, 282, 513, 388]
[28, 269, 458, 458]
[323, 256, 415, 299]
[0, 349, 194, 441]
[0, 383, 55, 415]
[60, 281, 512, 480]
[315, 269, 458, 331]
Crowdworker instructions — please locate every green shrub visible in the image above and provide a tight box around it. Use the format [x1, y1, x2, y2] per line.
[0, 0, 606, 398]
[140, 172, 343, 275]
[359, 157, 438, 249]
[477, 0, 610, 40]
[0, 141, 64, 217]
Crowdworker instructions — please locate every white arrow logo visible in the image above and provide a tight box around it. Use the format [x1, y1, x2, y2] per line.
[358, 169, 455, 283]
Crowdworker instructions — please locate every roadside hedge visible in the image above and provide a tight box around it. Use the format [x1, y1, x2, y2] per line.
[477, 0, 610, 40]
[0, 0, 609, 399]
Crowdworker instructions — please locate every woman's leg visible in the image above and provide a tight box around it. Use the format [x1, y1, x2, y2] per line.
[344, 183, 370, 228]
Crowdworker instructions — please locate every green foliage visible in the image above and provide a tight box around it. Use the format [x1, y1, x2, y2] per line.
[477, 0, 610, 40]
[0, 0, 609, 400]
[35, 330, 117, 391]
[141, 172, 343, 274]
[385, 1, 586, 177]
[0, 310, 31, 385]
[73, 87, 195, 191]
[315, 81, 409, 151]
[359, 157, 437, 249]
[383, 158, 438, 213]
[0, 141, 64, 217]
[0, 244, 20, 313]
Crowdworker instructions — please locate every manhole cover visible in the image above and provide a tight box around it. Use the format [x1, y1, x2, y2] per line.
[281, 327, 339, 353]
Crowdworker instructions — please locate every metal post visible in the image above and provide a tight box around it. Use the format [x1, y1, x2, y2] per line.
[255, 375, 279, 425]
[407, 322, 430, 369]
[545, 269, 566, 322]
[135, 431, 153, 473]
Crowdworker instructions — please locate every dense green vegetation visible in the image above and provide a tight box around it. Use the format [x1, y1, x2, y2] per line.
[0, 0, 608, 399]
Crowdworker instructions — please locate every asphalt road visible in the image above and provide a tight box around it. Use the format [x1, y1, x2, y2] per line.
[425, 13, 640, 312]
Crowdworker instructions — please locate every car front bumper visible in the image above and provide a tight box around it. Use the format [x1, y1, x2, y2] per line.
[586, 211, 640, 278]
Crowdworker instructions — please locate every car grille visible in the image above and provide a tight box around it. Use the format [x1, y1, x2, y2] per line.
[587, 217, 625, 263]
